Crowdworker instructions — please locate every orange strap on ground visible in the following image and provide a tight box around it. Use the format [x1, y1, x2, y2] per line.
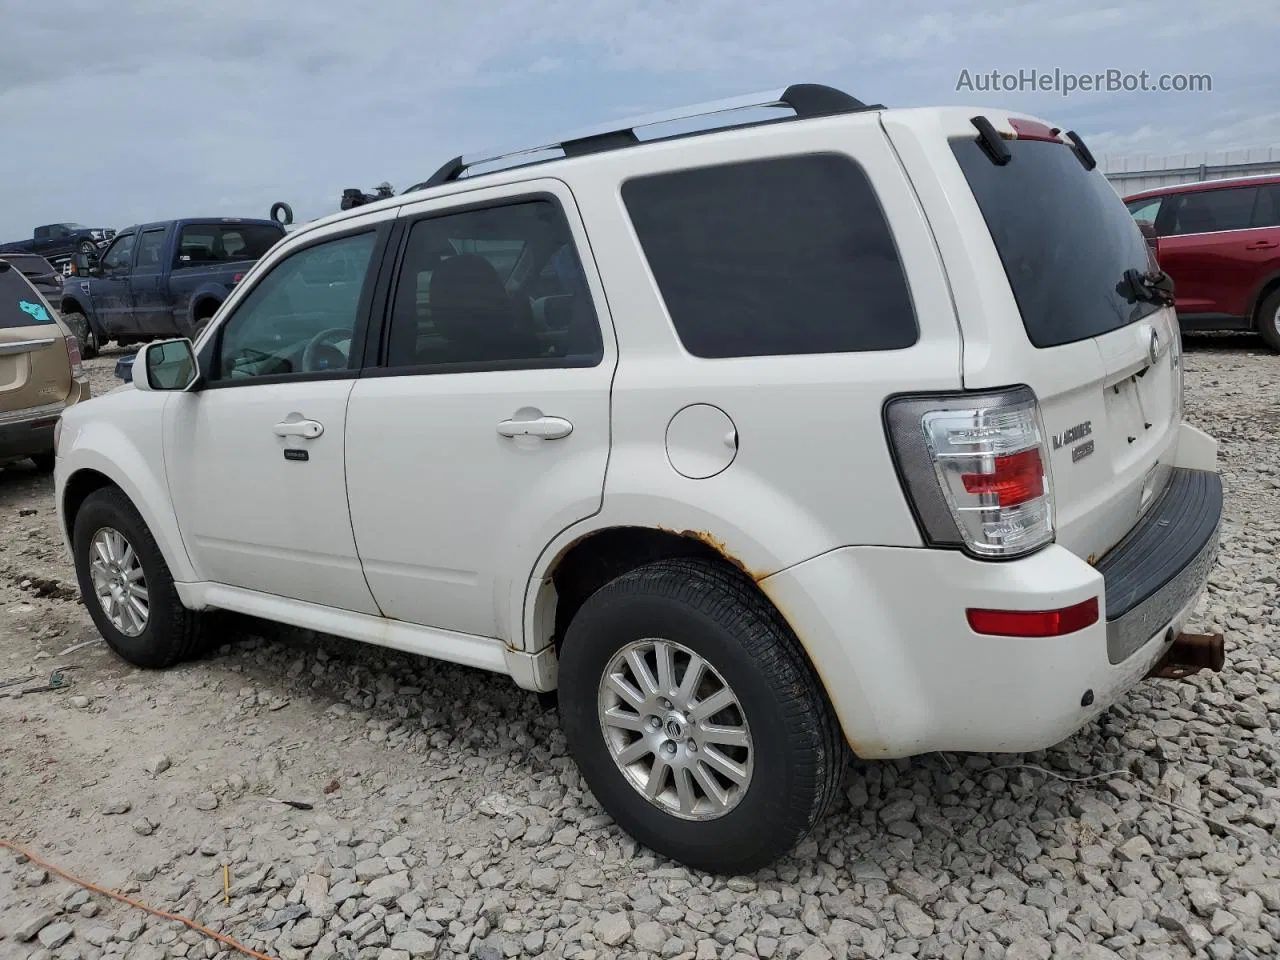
[0, 838, 278, 960]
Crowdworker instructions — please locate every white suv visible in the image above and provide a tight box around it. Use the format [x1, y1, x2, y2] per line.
[53, 85, 1225, 874]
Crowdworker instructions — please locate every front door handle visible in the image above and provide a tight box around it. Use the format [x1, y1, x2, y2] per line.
[496, 415, 573, 440]
[273, 418, 324, 440]
[1245, 240, 1279, 250]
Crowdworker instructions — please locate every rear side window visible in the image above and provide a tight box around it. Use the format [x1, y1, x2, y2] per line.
[0, 264, 56, 329]
[953, 137, 1161, 348]
[1166, 186, 1258, 235]
[622, 154, 918, 358]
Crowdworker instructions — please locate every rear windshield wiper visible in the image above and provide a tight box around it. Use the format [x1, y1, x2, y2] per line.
[1118, 267, 1175, 306]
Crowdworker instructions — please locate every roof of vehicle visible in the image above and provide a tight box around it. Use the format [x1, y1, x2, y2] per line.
[113, 217, 287, 234]
[0, 252, 55, 270]
[1123, 172, 1280, 202]
[287, 83, 891, 241]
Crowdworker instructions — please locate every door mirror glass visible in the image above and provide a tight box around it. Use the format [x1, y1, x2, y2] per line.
[139, 338, 198, 391]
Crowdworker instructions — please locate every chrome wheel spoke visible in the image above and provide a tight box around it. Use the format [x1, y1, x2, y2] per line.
[597, 638, 753, 822]
[87, 527, 149, 637]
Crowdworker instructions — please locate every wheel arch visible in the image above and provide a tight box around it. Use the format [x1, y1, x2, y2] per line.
[1249, 271, 1280, 326]
[59, 446, 197, 585]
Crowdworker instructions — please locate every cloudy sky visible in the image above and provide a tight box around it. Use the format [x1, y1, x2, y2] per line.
[1, 0, 1277, 237]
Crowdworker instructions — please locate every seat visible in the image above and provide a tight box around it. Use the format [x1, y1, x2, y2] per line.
[426, 254, 541, 364]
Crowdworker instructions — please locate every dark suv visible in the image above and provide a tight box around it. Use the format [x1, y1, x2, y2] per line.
[1125, 175, 1280, 351]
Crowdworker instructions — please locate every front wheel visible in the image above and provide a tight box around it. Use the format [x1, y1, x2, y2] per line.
[77, 239, 97, 257]
[72, 487, 206, 669]
[63, 311, 99, 359]
[557, 558, 846, 874]
[1257, 289, 1280, 353]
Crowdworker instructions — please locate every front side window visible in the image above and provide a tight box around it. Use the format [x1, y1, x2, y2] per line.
[1166, 186, 1258, 235]
[177, 223, 284, 266]
[213, 231, 376, 382]
[384, 198, 603, 370]
[1125, 197, 1163, 230]
[622, 154, 918, 358]
[101, 234, 136, 272]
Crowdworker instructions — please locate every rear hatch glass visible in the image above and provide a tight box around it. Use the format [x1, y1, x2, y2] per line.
[948, 132, 1183, 567]
[951, 137, 1162, 346]
[0, 263, 59, 329]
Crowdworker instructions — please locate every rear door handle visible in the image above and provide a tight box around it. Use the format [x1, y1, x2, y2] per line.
[273, 418, 324, 439]
[1245, 240, 1279, 250]
[496, 416, 573, 440]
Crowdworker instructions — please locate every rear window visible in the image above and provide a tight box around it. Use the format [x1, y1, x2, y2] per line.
[0, 254, 54, 275]
[622, 154, 918, 358]
[952, 137, 1160, 348]
[0, 263, 56, 329]
[176, 223, 284, 265]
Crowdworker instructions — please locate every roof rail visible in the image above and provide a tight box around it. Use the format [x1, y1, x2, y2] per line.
[405, 83, 881, 193]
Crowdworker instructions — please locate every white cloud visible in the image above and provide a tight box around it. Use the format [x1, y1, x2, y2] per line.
[0, 0, 1276, 236]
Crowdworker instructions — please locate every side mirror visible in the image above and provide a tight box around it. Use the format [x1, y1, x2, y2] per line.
[134, 338, 199, 392]
[71, 252, 101, 276]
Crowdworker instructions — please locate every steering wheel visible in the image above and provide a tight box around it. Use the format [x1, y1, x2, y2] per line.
[301, 327, 352, 373]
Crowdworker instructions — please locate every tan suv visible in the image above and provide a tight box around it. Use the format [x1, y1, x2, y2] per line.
[0, 260, 90, 472]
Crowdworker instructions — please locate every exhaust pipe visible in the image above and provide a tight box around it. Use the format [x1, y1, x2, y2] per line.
[1146, 630, 1225, 680]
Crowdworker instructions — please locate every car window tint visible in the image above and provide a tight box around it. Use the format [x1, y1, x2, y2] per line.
[385, 199, 603, 371]
[952, 137, 1160, 349]
[1252, 184, 1280, 229]
[101, 234, 136, 271]
[214, 231, 376, 382]
[621, 154, 918, 358]
[0, 263, 56, 329]
[1167, 187, 1258, 235]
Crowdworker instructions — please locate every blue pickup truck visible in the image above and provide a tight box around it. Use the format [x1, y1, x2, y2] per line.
[59, 217, 286, 357]
[0, 222, 116, 267]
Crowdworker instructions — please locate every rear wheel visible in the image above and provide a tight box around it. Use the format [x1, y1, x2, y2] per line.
[63, 311, 99, 359]
[72, 487, 206, 669]
[1257, 289, 1280, 353]
[557, 558, 845, 874]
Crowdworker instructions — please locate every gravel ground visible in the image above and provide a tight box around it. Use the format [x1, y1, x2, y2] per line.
[1, 337, 1278, 960]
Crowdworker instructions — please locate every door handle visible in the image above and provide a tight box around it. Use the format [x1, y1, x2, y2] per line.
[1245, 240, 1278, 250]
[496, 416, 573, 440]
[273, 418, 324, 439]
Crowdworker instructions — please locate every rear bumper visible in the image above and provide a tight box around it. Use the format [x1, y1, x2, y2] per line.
[0, 402, 63, 460]
[758, 467, 1222, 759]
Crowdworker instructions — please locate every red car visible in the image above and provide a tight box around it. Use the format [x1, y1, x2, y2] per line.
[1125, 174, 1280, 351]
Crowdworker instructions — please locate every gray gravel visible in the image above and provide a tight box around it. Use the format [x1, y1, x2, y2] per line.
[1, 336, 1278, 960]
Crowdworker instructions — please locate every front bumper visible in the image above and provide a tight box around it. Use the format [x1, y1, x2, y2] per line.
[758, 467, 1223, 759]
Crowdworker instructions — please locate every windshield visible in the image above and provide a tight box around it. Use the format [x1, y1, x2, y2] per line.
[952, 136, 1161, 349]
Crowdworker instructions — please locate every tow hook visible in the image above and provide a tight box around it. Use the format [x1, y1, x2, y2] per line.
[1145, 630, 1226, 680]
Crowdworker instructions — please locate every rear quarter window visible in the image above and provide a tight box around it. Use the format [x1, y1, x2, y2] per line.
[0, 265, 56, 329]
[621, 154, 918, 358]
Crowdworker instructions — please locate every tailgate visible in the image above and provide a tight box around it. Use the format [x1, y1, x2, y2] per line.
[0, 265, 71, 412]
[883, 109, 1182, 563]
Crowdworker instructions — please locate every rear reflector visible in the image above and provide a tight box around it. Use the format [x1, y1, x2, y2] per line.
[966, 597, 1099, 637]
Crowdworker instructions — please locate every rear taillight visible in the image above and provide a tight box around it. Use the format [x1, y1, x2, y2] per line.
[885, 386, 1054, 558]
[66, 334, 85, 378]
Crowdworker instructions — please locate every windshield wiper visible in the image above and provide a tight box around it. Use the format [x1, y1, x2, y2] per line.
[1119, 267, 1175, 306]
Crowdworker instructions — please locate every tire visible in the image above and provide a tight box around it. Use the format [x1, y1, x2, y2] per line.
[63, 311, 99, 359]
[77, 239, 97, 257]
[72, 487, 206, 669]
[29, 452, 55, 473]
[557, 558, 846, 874]
[1257, 289, 1280, 353]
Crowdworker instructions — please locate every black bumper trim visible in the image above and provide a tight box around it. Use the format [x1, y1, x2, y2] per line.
[1095, 467, 1222, 664]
